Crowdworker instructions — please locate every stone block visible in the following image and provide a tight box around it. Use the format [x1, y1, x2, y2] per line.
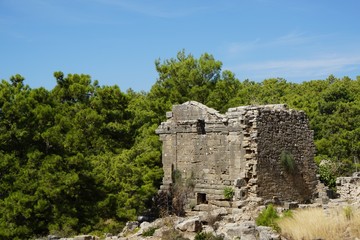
[193, 204, 213, 211]
[211, 207, 228, 216]
[283, 201, 299, 210]
[166, 111, 173, 119]
[176, 217, 202, 232]
[209, 200, 231, 208]
[233, 200, 248, 208]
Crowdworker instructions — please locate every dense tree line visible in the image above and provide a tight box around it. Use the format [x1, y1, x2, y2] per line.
[0, 50, 359, 238]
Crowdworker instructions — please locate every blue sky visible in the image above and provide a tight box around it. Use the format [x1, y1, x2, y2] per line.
[1, 0, 359, 92]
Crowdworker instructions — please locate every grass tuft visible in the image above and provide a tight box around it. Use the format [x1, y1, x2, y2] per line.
[277, 207, 360, 240]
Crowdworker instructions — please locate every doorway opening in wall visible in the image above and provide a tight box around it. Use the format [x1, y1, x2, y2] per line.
[197, 193, 207, 204]
[196, 119, 206, 134]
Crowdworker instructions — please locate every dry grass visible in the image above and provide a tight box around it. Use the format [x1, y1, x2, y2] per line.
[277, 206, 360, 240]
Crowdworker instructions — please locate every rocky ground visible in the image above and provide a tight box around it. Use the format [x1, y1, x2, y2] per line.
[46, 198, 359, 240]
[45, 173, 360, 240]
[112, 200, 359, 240]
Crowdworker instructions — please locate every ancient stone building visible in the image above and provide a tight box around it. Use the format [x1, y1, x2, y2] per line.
[156, 101, 318, 206]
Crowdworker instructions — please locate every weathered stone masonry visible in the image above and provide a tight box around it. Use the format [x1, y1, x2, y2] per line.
[336, 172, 360, 202]
[156, 101, 318, 205]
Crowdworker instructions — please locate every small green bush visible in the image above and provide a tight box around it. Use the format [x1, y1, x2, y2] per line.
[195, 232, 224, 240]
[280, 150, 295, 173]
[255, 204, 279, 230]
[142, 227, 157, 236]
[223, 187, 235, 200]
[318, 162, 337, 190]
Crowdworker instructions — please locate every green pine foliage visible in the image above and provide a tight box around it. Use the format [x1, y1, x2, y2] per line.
[0, 51, 360, 238]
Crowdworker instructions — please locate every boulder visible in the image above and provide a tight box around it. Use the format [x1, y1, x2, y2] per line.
[211, 207, 228, 216]
[239, 221, 257, 240]
[217, 221, 257, 240]
[257, 226, 280, 240]
[176, 216, 202, 232]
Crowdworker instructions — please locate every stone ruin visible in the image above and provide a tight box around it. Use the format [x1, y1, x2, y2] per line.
[156, 101, 318, 207]
[336, 172, 360, 203]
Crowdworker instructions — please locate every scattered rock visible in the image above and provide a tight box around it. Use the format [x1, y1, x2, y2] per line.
[257, 226, 280, 240]
[42, 171, 360, 240]
[176, 216, 202, 232]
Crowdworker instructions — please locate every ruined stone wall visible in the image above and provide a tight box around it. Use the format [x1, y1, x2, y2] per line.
[156, 101, 317, 205]
[336, 172, 360, 203]
[157, 101, 240, 201]
[224, 106, 261, 201]
[255, 106, 318, 203]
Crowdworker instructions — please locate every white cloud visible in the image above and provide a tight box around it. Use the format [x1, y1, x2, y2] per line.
[242, 55, 360, 70]
[222, 30, 360, 81]
[225, 31, 329, 55]
[227, 54, 360, 81]
[273, 31, 321, 45]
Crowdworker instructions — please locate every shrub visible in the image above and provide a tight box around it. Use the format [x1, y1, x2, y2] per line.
[318, 160, 338, 190]
[195, 232, 224, 240]
[255, 204, 279, 230]
[223, 187, 235, 200]
[171, 169, 187, 216]
[280, 150, 295, 173]
[142, 227, 157, 236]
[168, 169, 195, 216]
